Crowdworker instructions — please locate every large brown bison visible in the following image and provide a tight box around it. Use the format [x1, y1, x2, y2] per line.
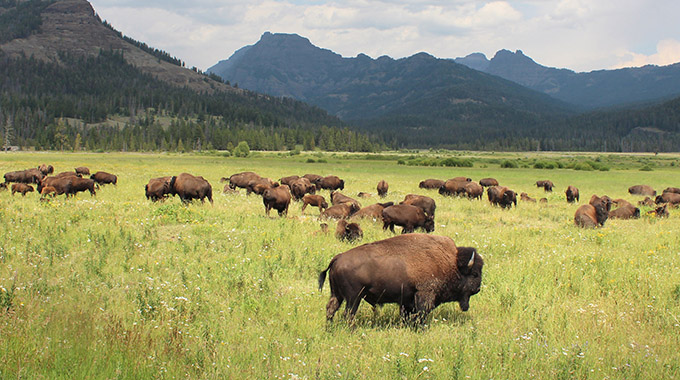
[55, 171, 80, 178]
[169, 173, 213, 203]
[377, 180, 388, 198]
[479, 178, 499, 187]
[565, 185, 580, 203]
[318, 175, 345, 191]
[4, 169, 44, 184]
[303, 174, 323, 189]
[419, 179, 445, 189]
[330, 191, 361, 210]
[628, 185, 656, 197]
[335, 220, 363, 242]
[609, 204, 640, 219]
[145, 176, 173, 202]
[574, 195, 611, 228]
[655, 192, 680, 206]
[321, 203, 360, 219]
[290, 178, 316, 200]
[11, 183, 34, 196]
[352, 202, 394, 220]
[226, 171, 260, 190]
[400, 194, 435, 217]
[663, 187, 680, 194]
[279, 175, 300, 187]
[463, 182, 484, 200]
[38, 176, 72, 196]
[75, 167, 90, 176]
[382, 204, 435, 234]
[487, 186, 517, 208]
[246, 178, 276, 196]
[318, 234, 483, 323]
[438, 179, 468, 197]
[69, 177, 97, 197]
[301, 194, 328, 214]
[536, 180, 554, 192]
[262, 185, 291, 217]
[90, 171, 117, 186]
[38, 164, 54, 175]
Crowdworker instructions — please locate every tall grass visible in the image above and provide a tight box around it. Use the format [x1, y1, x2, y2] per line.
[0, 152, 679, 379]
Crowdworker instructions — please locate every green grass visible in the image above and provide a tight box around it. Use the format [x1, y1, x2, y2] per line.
[1, 151, 679, 379]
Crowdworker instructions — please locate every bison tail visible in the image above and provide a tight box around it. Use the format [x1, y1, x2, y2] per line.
[318, 258, 336, 291]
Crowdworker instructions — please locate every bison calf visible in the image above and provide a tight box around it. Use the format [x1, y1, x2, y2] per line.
[382, 204, 434, 234]
[11, 183, 34, 196]
[301, 194, 328, 214]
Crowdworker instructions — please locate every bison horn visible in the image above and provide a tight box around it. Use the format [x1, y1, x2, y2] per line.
[467, 251, 475, 268]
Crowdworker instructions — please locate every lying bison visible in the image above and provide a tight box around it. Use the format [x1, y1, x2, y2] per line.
[377, 180, 388, 198]
[170, 173, 212, 203]
[318, 234, 483, 323]
[335, 220, 363, 242]
[419, 179, 445, 190]
[382, 204, 435, 234]
[574, 195, 611, 228]
[321, 203, 360, 219]
[656, 192, 680, 206]
[11, 183, 34, 196]
[301, 194, 328, 214]
[609, 204, 640, 219]
[565, 185, 580, 203]
[262, 184, 291, 217]
[145, 176, 173, 202]
[352, 202, 394, 220]
[663, 187, 680, 194]
[520, 192, 536, 203]
[628, 185, 656, 197]
[90, 171, 117, 186]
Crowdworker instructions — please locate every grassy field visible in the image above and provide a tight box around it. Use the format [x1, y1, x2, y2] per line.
[1, 151, 679, 379]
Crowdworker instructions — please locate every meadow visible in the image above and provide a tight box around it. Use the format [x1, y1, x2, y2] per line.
[0, 151, 679, 379]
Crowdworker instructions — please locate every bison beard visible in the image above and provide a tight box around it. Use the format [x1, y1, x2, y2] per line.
[318, 234, 483, 324]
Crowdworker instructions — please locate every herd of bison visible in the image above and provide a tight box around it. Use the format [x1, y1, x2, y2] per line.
[3, 163, 679, 322]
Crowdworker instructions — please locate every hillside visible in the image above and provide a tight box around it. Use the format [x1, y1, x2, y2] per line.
[455, 50, 680, 109]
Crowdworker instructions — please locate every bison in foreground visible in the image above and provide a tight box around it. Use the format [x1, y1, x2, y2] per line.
[382, 204, 434, 234]
[318, 234, 483, 323]
[170, 173, 212, 203]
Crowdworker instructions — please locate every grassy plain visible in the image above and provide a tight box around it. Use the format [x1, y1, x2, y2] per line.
[1, 151, 679, 379]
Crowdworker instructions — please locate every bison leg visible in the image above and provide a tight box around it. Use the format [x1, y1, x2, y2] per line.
[402, 224, 414, 234]
[326, 296, 342, 321]
[301, 202, 308, 214]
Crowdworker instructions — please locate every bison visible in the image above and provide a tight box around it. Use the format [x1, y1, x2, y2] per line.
[419, 179, 445, 190]
[655, 192, 680, 206]
[565, 185, 580, 203]
[38, 176, 72, 196]
[69, 177, 97, 197]
[226, 171, 261, 190]
[357, 192, 372, 198]
[303, 174, 323, 190]
[40, 186, 57, 198]
[628, 185, 656, 197]
[145, 176, 173, 202]
[377, 180, 388, 198]
[75, 167, 90, 176]
[352, 202, 394, 220]
[439, 179, 468, 197]
[649, 204, 669, 218]
[487, 186, 517, 208]
[382, 204, 435, 234]
[609, 204, 640, 219]
[318, 234, 483, 323]
[400, 194, 435, 217]
[246, 178, 276, 196]
[536, 180, 554, 192]
[11, 183, 34, 196]
[330, 191, 361, 210]
[318, 175, 345, 191]
[463, 182, 483, 200]
[479, 178, 499, 187]
[301, 194, 328, 214]
[262, 185, 291, 217]
[38, 164, 54, 175]
[520, 192, 536, 203]
[321, 203, 360, 219]
[574, 195, 611, 228]
[169, 173, 213, 203]
[290, 178, 316, 200]
[279, 175, 300, 187]
[4, 169, 44, 184]
[638, 197, 655, 207]
[90, 171, 117, 186]
[663, 187, 680, 194]
[335, 220, 363, 242]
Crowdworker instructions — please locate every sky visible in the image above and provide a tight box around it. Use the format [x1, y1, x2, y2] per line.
[87, 0, 680, 73]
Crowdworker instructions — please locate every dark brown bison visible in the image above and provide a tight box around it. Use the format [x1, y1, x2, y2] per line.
[649, 204, 669, 218]
[520, 192, 536, 203]
[4, 169, 44, 184]
[40, 186, 57, 198]
[479, 178, 499, 187]
[290, 178, 316, 200]
[628, 185, 656, 197]
[279, 175, 300, 187]
[90, 171, 117, 186]
[419, 179, 445, 189]
[330, 191, 361, 210]
[55, 171, 80, 178]
[463, 182, 484, 200]
[377, 180, 388, 198]
[321, 202, 360, 219]
[145, 176, 173, 202]
[301, 194, 329, 214]
[487, 186, 517, 208]
[246, 178, 276, 196]
[335, 220, 363, 242]
[612, 198, 634, 208]
[352, 202, 394, 220]
[262, 185, 291, 217]
[382, 204, 435, 234]
[655, 192, 680, 206]
[303, 174, 323, 190]
[663, 187, 680, 194]
[565, 185, 580, 203]
[169, 173, 213, 203]
[0, 182, 7, 191]
[75, 167, 90, 176]
[451, 176, 472, 182]
[536, 180, 554, 192]
[318, 175, 345, 191]
[11, 183, 34, 196]
[609, 204, 640, 219]
[400, 194, 436, 217]
[574, 195, 611, 228]
[69, 177, 97, 197]
[638, 197, 655, 207]
[318, 234, 483, 323]
[227, 171, 261, 190]
[38, 164, 54, 175]
[38, 176, 72, 196]
[439, 179, 468, 197]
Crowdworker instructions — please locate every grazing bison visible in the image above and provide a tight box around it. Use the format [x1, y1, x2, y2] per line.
[279, 175, 300, 187]
[565, 185, 580, 203]
[38, 164, 54, 175]
[318, 175, 345, 191]
[321, 203, 360, 219]
[419, 179, 445, 190]
[90, 171, 117, 186]
[145, 176, 173, 202]
[227, 171, 261, 190]
[479, 178, 499, 187]
[11, 183, 34, 196]
[520, 192, 536, 203]
[655, 192, 680, 206]
[4, 169, 44, 184]
[536, 180, 554, 192]
[352, 202, 394, 220]
[169, 173, 213, 203]
[663, 187, 680, 194]
[303, 174, 323, 189]
[400, 194, 436, 217]
[628, 185, 656, 197]
[439, 179, 468, 197]
[609, 204, 640, 219]
[382, 204, 435, 234]
[463, 182, 484, 200]
[262, 185, 291, 217]
[574, 195, 611, 228]
[377, 180, 388, 198]
[301, 194, 329, 214]
[69, 177, 97, 197]
[335, 220, 363, 242]
[40, 186, 57, 198]
[246, 178, 276, 196]
[487, 186, 517, 208]
[75, 167, 90, 176]
[290, 178, 316, 200]
[38, 176, 72, 196]
[318, 234, 483, 323]
[330, 191, 361, 210]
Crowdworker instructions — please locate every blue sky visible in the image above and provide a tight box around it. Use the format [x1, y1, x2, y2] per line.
[87, 0, 680, 73]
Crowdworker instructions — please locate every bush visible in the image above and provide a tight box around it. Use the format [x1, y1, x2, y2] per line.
[501, 160, 518, 168]
[306, 158, 316, 163]
[232, 141, 250, 157]
[573, 162, 594, 171]
[640, 165, 654, 171]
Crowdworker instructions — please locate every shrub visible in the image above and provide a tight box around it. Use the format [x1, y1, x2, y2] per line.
[501, 160, 518, 168]
[573, 162, 594, 171]
[232, 141, 250, 157]
[640, 165, 653, 171]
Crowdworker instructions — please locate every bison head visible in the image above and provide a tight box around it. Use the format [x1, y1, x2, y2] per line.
[455, 247, 483, 311]
[424, 216, 435, 233]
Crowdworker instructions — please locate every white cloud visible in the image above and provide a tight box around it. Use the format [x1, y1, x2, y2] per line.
[614, 39, 680, 69]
